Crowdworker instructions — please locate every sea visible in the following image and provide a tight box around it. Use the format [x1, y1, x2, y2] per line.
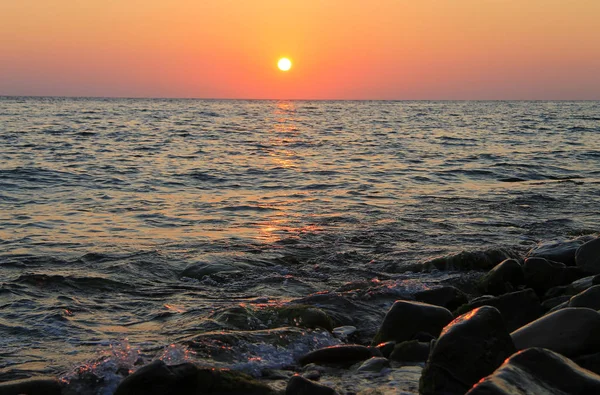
[1, 97, 599, 393]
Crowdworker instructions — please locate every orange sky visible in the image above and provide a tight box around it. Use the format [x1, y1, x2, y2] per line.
[1, 0, 599, 99]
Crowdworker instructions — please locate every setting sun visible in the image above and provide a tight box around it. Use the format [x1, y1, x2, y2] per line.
[277, 58, 292, 71]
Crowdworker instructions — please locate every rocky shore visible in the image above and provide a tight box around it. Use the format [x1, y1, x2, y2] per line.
[2, 235, 600, 395]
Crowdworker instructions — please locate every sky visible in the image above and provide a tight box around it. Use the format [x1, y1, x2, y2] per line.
[1, 0, 599, 100]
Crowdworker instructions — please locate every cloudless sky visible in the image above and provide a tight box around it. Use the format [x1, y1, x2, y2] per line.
[1, 0, 599, 99]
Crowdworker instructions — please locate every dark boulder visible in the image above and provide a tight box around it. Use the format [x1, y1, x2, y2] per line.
[527, 239, 584, 266]
[568, 284, 600, 310]
[453, 288, 541, 332]
[371, 300, 453, 345]
[477, 259, 524, 295]
[419, 306, 515, 395]
[523, 257, 583, 296]
[388, 340, 430, 363]
[0, 377, 62, 395]
[356, 357, 390, 372]
[467, 348, 600, 395]
[374, 341, 395, 358]
[114, 360, 273, 395]
[511, 307, 600, 358]
[413, 286, 468, 311]
[298, 345, 376, 367]
[576, 237, 600, 274]
[285, 375, 335, 395]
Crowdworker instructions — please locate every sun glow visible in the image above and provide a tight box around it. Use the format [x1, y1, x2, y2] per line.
[277, 58, 292, 71]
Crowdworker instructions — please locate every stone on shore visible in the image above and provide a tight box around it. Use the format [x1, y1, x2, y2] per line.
[477, 258, 524, 295]
[371, 300, 453, 345]
[0, 377, 62, 395]
[527, 239, 584, 266]
[388, 340, 430, 363]
[511, 307, 600, 358]
[298, 345, 376, 367]
[285, 375, 336, 395]
[413, 286, 468, 311]
[467, 347, 600, 395]
[453, 288, 541, 332]
[422, 248, 519, 271]
[113, 360, 274, 395]
[356, 357, 390, 372]
[419, 306, 516, 395]
[568, 285, 600, 310]
[523, 257, 583, 296]
[576, 237, 600, 274]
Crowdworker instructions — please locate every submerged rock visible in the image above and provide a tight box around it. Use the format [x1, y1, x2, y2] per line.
[298, 345, 375, 367]
[388, 340, 430, 363]
[477, 258, 524, 295]
[413, 286, 468, 311]
[113, 360, 274, 395]
[0, 377, 62, 395]
[467, 348, 600, 395]
[371, 300, 453, 345]
[285, 375, 335, 395]
[453, 288, 541, 332]
[180, 262, 245, 279]
[422, 248, 519, 271]
[356, 357, 390, 373]
[511, 307, 600, 358]
[527, 239, 583, 266]
[419, 306, 515, 395]
[576, 237, 600, 274]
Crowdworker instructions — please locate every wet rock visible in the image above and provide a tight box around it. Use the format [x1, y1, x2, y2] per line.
[356, 357, 390, 372]
[511, 307, 600, 357]
[374, 341, 395, 358]
[298, 345, 375, 367]
[574, 352, 600, 376]
[568, 285, 600, 310]
[114, 360, 274, 395]
[285, 375, 335, 395]
[523, 257, 583, 296]
[413, 286, 468, 311]
[388, 340, 430, 363]
[332, 326, 356, 340]
[419, 306, 516, 395]
[422, 248, 520, 271]
[541, 295, 571, 312]
[371, 300, 453, 345]
[527, 239, 584, 266]
[0, 377, 62, 395]
[477, 258, 524, 295]
[453, 288, 541, 332]
[466, 348, 600, 395]
[292, 293, 385, 343]
[576, 237, 600, 274]
[543, 274, 597, 299]
[209, 304, 333, 331]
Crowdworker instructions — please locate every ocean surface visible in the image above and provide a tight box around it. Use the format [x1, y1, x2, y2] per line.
[1, 97, 599, 392]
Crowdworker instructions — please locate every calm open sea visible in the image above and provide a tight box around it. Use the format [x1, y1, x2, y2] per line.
[1, 98, 599, 392]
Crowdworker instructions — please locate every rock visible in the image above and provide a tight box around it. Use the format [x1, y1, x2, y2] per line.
[0, 377, 62, 395]
[285, 375, 335, 395]
[332, 326, 356, 340]
[371, 300, 453, 345]
[569, 285, 600, 310]
[356, 357, 390, 372]
[413, 286, 468, 311]
[574, 352, 600, 376]
[114, 360, 274, 395]
[527, 239, 584, 266]
[477, 259, 524, 295]
[544, 274, 597, 299]
[467, 348, 600, 395]
[374, 341, 395, 358]
[419, 306, 516, 395]
[453, 288, 541, 332]
[422, 248, 520, 271]
[298, 345, 375, 367]
[511, 307, 600, 357]
[388, 340, 430, 363]
[523, 257, 583, 296]
[576, 237, 600, 274]
[181, 262, 243, 279]
[541, 295, 570, 312]
[209, 304, 334, 331]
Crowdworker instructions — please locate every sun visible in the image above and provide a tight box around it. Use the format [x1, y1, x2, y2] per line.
[277, 57, 292, 71]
